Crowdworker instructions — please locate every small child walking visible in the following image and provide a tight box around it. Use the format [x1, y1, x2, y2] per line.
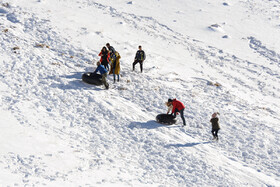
[210, 112, 220, 140]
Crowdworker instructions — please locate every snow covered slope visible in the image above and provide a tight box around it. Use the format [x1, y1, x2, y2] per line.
[0, 0, 279, 186]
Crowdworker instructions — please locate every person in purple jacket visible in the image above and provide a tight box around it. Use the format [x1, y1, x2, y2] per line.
[93, 61, 109, 89]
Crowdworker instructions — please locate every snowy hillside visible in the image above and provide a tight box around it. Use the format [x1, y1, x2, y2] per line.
[0, 0, 280, 186]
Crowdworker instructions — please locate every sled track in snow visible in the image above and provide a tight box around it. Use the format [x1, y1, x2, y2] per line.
[81, 1, 280, 180]
[248, 36, 280, 65]
[83, 1, 280, 101]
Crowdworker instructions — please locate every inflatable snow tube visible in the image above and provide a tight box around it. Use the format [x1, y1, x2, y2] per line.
[82, 72, 103, 86]
[156, 114, 177, 125]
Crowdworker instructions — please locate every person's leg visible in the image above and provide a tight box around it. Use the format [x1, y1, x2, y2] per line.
[106, 63, 110, 71]
[173, 108, 179, 118]
[102, 73, 109, 89]
[117, 74, 120, 82]
[211, 130, 216, 139]
[140, 61, 143, 73]
[179, 108, 186, 126]
[215, 129, 219, 140]
[132, 60, 138, 71]
[113, 68, 116, 83]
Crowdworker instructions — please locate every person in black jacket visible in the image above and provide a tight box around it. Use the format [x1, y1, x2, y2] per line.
[133, 45, 146, 73]
[210, 112, 220, 140]
[106, 43, 116, 64]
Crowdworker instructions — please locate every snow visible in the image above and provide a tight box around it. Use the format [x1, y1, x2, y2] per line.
[0, 0, 280, 186]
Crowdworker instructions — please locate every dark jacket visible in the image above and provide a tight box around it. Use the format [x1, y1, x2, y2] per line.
[108, 46, 116, 55]
[135, 50, 146, 61]
[210, 117, 220, 130]
[99, 51, 110, 64]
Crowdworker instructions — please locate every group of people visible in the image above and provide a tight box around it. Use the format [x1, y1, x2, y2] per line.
[166, 99, 220, 140]
[93, 43, 146, 90]
[92, 43, 220, 140]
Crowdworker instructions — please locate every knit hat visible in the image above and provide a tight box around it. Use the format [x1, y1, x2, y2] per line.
[168, 99, 173, 103]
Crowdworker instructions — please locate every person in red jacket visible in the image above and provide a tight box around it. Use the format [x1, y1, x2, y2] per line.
[167, 98, 186, 126]
[99, 46, 110, 71]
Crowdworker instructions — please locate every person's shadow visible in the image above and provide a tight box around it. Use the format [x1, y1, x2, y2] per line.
[128, 120, 177, 130]
[48, 72, 103, 91]
[165, 141, 211, 148]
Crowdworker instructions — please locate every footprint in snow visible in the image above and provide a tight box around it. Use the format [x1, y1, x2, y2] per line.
[208, 24, 225, 33]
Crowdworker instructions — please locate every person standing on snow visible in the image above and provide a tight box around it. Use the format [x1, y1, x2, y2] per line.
[167, 98, 186, 126]
[210, 112, 220, 140]
[106, 43, 116, 64]
[132, 45, 146, 73]
[93, 61, 109, 89]
[109, 51, 121, 83]
[99, 46, 110, 71]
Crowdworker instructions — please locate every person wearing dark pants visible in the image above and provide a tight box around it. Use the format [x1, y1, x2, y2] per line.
[99, 46, 110, 71]
[211, 129, 219, 140]
[133, 60, 143, 72]
[210, 112, 220, 140]
[106, 43, 116, 65]
[133, 45, 146, 73]
[93, 61, 109, 89]
[167, 98, 186, 126]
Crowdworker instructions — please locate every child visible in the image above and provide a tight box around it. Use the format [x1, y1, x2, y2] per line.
[210, 112, 220, 140]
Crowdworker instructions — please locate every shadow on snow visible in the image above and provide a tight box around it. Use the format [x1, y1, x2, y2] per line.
[128, 120, 177, 130]
[48, 72, 104, 91]
[166, 141, 211, 148]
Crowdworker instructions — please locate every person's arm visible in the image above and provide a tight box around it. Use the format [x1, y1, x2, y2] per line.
[143, 51, 146, 61]
[167, 106, 172, 114]
[111, 46, 116, 54]
[93, 66, 100, 74]
[107, 53, 110, 62]
[116, 52, 121, 59]
[171, 109, 175, 115]
[134, 51, 138, 60]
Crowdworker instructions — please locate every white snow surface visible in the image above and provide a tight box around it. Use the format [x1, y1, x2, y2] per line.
[0, 0, 280, 186]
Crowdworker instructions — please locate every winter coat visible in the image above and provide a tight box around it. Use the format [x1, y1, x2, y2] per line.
[93, 64, 108, 75]
[210, 117, 220, 130]
[171, 99, 185, 113]
[135, 50, 146, 61]
[109, 52, 121, 75]
[108, 46, 116, 58]
[99, 51, 110, 64]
